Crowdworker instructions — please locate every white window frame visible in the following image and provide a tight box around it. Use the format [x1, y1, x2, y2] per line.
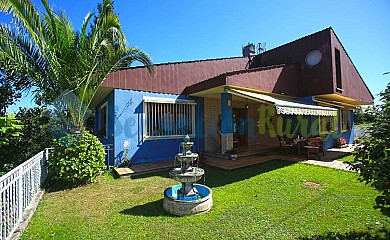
[319, 114, 338, 134]
[143, 96, 196, 140]
[100, 101, 108, 138]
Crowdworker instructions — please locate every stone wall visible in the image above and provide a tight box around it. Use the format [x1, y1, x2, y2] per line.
[204, 97, 221, 152]
[203, 97, 279, 153]
[233, 100, 279, 148]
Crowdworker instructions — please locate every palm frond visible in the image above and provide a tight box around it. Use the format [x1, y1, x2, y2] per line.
[0, 0, 154, 131]
[78, 12, 94, 49]
[117, 47, 154, 74]
[0, 0, 45, 51]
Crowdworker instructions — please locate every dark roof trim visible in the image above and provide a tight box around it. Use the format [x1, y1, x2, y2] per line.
[116, 56, 247, 71]
[225, 64, 286, 76]
[184, 74, 228, 95]
[330, 28, 374, 100]
[255, 27, 333, 58]
[185, 64, 288, 95]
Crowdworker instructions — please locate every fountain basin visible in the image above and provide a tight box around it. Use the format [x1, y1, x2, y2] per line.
[163, 184, 213, 216]
[176, 153, 198, 163]
[169, 167, 204, 183]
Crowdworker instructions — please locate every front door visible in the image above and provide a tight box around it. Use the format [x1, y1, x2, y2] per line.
[233, 108, 247, 146]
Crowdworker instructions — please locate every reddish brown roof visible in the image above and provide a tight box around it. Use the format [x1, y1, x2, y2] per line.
[101, 56, 249, 94]
[185, 64, 300, 96]
[250, 27, 373, 103]
[101, 27, 373, 104]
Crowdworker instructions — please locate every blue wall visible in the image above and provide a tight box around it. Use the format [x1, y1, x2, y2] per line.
[112, 89, 204, 164]
[95, 91, 115, 165]
[221, 93, 233, 133]
[321, 109, 354, 150]
[96, 91, 115, 145]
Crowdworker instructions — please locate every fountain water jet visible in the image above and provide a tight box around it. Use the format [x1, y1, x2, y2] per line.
[163, 135, 212, 216]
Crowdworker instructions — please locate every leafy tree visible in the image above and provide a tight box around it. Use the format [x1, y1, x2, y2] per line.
[14, 107, 53, 157]
[0, 114, 22, 175]
[350, 82, 390, 209]
[0, 114, 22, 145]
[0, 65, 29, 115]
[353, 110, 364, 125]
[364, 106, 379, 123]
[353, 106, 378, 125]
[0, 0, 154, 131]
[0, 107, 52, 176]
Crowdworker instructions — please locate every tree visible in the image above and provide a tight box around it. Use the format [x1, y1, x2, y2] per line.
[353, 106, 378, 125]
[350, 82, 390, 209]
[0, 65, 29, 115]
[0, 0, 154, 131]
[353, 110, 364, 125]
[0, 107, 52, 176]
[0, 114, 22, 145]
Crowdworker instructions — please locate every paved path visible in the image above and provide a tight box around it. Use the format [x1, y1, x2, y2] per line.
[301, 159, 355, 172]
[301, 145, 357, 172]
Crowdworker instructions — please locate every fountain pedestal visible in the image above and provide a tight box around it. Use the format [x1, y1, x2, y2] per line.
[163, 135, 213, 216]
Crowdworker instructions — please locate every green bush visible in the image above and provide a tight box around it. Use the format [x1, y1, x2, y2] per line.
[350, 82, 390, 208]
[48, 131, 106, 186]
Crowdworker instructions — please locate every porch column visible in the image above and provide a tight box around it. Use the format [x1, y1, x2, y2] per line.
[221, 93, 233, 154]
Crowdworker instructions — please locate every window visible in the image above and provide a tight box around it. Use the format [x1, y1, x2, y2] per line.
[341, 109, 351, 131]
[143, 97, 196, 139]
[335, 48, 342, 90]
[319, 115, 338, 133]
[100, 102, 108, 138]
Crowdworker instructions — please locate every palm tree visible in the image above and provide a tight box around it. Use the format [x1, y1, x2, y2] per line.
[0, 0, 154, 132]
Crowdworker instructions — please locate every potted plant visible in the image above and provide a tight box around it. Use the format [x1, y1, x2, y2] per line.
[225, 149, 238, 160]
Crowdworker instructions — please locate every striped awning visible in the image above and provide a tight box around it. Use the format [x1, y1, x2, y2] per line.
[228, 89, 338, 117]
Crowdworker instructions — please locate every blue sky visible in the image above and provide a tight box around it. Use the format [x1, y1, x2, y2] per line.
[2, 0, 389, 112]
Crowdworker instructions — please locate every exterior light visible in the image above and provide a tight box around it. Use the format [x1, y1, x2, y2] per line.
[121, 140, 131, 167]
[123, 140, 129, 149]
[184, 134, 190, 142]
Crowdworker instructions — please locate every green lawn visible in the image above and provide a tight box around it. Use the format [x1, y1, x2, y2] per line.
[355, 123, 374, 127]
[22, 159, 389, 240]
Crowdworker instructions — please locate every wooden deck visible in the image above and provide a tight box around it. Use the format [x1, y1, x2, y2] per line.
[202, 152, 302, 170]
[114, 146, 354, 177]
[204, 145, 354, 170]
[114, 160, 180, 178]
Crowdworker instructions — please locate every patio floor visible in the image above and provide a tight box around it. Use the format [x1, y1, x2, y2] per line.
[114, 160, 180, 178]
[204, 145, 356, 170]
[114, 145, 356, 177]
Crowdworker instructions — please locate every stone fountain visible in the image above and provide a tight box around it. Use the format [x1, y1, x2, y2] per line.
[163, 135, 213, 216]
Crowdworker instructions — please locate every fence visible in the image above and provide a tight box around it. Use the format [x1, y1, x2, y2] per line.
[1, 144, 112, 239]
[103, 144, 114, 167]
[0, 148, 50, 240]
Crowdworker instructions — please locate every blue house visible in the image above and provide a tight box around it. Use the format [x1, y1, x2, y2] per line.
[91, 27, 373, 165]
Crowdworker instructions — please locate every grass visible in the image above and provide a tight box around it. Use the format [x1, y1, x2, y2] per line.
[355, 123, 374, 127]
[22, 158, 390, 240]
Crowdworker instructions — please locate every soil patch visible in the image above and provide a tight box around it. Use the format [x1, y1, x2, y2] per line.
[303, 181, 323, 189]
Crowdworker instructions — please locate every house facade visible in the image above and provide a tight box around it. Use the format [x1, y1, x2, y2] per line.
[92, 27, 373, 165]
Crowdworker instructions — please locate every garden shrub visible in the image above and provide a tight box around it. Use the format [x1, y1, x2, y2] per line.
[48, 131, 106, 186]
[350, 82, 390, 208]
